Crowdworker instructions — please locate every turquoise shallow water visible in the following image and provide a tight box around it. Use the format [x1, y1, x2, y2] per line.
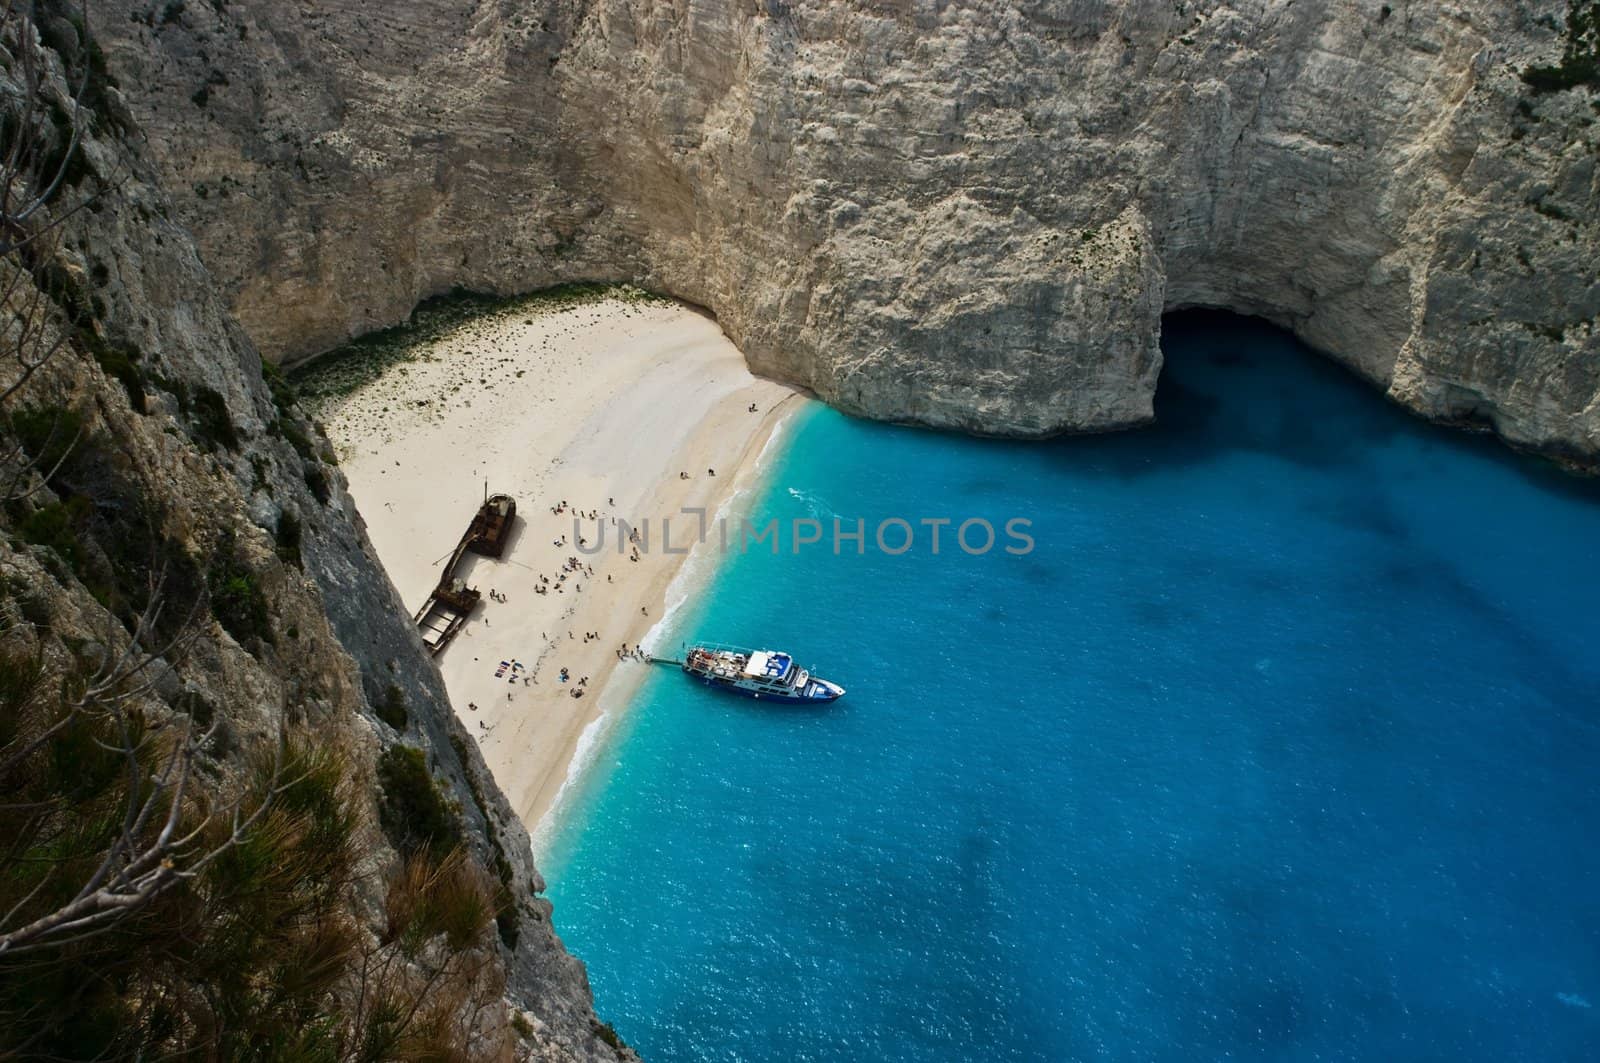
[543, 312, 1600, 1061]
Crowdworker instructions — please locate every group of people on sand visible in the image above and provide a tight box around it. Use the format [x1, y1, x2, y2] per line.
[529, 555, 597, 596]
[677, 469, 717, 479]
[468, 489, 682, 719]
[550, 500, 605, 521]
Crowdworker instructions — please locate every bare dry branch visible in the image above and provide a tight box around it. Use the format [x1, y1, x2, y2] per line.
[0, 554, 282, 958]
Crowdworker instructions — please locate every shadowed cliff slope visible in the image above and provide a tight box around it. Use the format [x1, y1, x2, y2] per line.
[92, 0, 1598, 460]
[0, 6, 629, 1056]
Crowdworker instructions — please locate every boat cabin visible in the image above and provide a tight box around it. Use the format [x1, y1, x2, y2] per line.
[680, 643, 845, 703]
[467, 493, 517, 558]
[741, 651, 795, 687]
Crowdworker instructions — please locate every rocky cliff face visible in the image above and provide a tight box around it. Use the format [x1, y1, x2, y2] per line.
[1, 9, 626, 1057]
[88, 0, 1598, 461]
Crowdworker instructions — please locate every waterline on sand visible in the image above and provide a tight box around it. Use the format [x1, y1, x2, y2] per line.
[535, 404, 807, 859]
[310, 291, 808, 835]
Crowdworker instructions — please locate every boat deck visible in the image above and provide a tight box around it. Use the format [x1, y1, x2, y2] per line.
[413, 493, 514, 655]
[415, 596, 471, 653]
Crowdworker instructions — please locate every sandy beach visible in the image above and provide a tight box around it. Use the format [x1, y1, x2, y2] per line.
[310, 292, 802, 835]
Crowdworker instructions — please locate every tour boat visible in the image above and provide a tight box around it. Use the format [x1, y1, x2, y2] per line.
[682, 644, 846, 703]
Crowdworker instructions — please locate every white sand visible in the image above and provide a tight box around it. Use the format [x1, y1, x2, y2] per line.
[314, 295, 802, 832]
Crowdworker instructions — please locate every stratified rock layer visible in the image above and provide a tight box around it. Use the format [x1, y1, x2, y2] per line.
[91, 0, 1597, 453]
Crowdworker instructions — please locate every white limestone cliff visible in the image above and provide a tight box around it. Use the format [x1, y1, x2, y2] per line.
[91, 0, 1598, 460]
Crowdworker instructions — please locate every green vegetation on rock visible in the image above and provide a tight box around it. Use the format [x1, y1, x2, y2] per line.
[289, 282, 670, 416]
[1523, 1, 1600, 92]
[207, 532, 273, 647]
[0, 702, 361, 1057]
[450, 733, 521, 947]
[377, 744, 463, 860]
[376, 682, 408, 730]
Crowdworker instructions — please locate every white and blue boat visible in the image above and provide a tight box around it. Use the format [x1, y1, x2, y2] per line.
[682, 644, 846, 703]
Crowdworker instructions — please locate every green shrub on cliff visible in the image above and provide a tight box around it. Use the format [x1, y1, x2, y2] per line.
[17, 495, 91, 568]
[0, 692, 361, 1057]
[377, 743, 463, 860]
[0, 644, 504, 1058]
[1523, 1, 1600, 91]
[376, 682, 409, 730]
[9, 404, 87, 478]
[449, 733, 521, 947]
[207, 533, 273, 646]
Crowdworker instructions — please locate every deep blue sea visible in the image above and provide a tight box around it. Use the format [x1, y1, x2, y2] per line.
[543, 312, 1600, 1062]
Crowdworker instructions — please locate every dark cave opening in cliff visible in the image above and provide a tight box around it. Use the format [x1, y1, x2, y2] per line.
[1149, 308, 1416, 475]
[1152, 309, 1600, 504]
